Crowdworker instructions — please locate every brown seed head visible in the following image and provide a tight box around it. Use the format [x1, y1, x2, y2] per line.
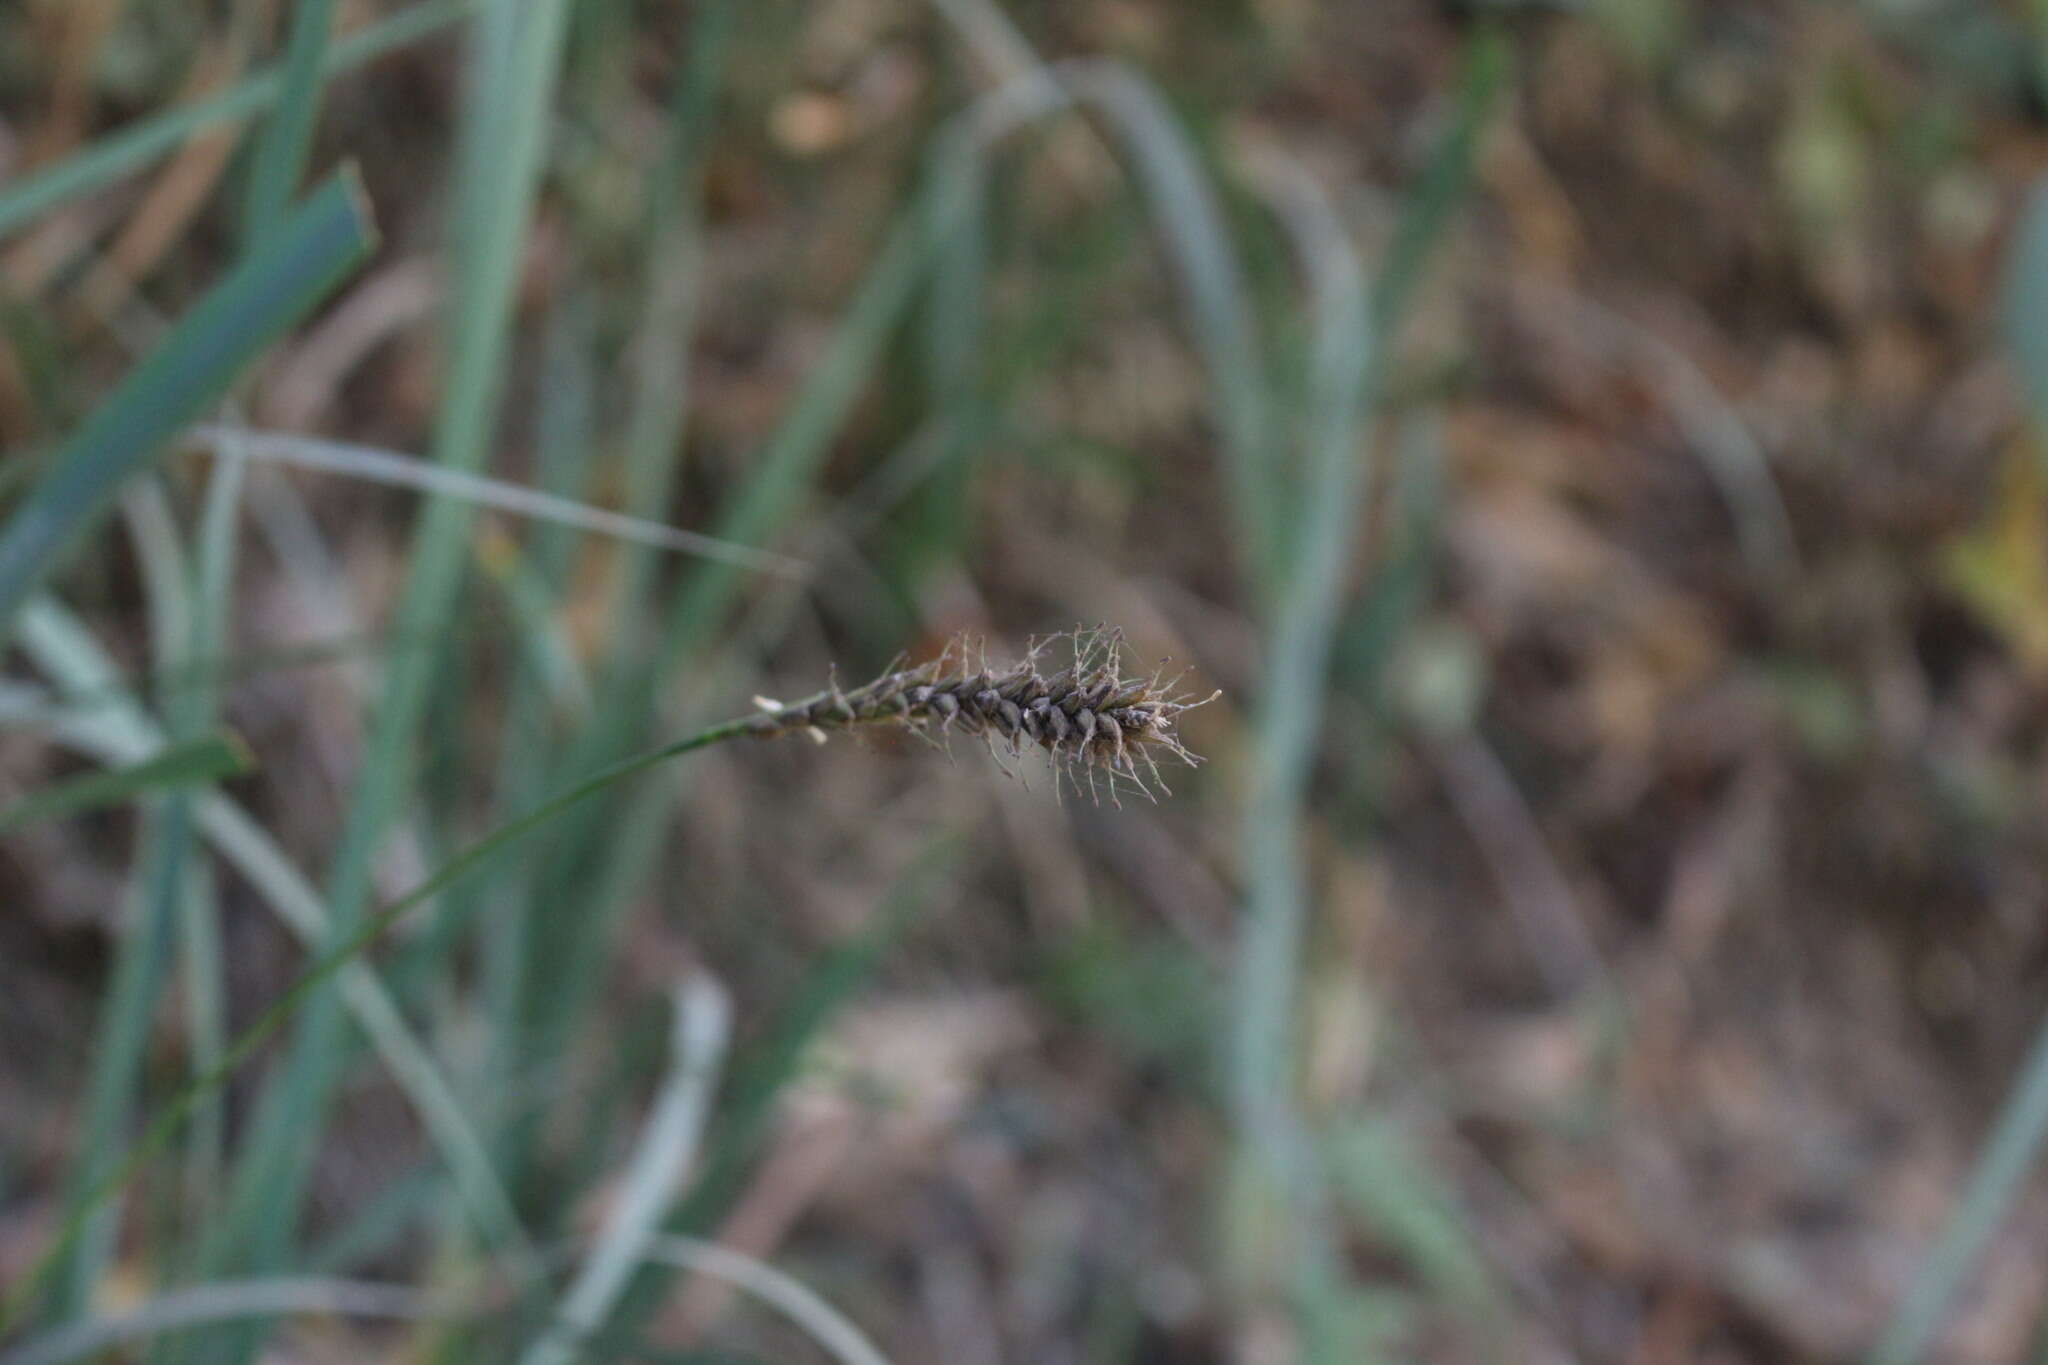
[744, 627, 1216, 803]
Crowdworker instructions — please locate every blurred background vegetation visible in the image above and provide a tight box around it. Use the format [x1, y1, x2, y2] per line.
[5, 0, 2048, 1361]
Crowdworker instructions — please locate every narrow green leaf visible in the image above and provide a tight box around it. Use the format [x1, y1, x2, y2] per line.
[193, 7, 575, 1350]
[0, 0, 470, 242]
[0, 733, 251, 833]
[1061, 65, 1280, 601]
[591, 840, 956, 1354]
[0, 711, 756, 1336]
[242, 0, 340, 242]
[597, 0, 735, 663]
[675, 844, 949, 1229]
[1372, 27, 1508, 336]
[1229, 28, 1504, 1355]
[1869, 1018, 2048, 1365]
[656, 210, 925, 677]
[1871, 168, 2048, 1365]
[2003, 175, 2048, 440]
[0, 170, 376, 642]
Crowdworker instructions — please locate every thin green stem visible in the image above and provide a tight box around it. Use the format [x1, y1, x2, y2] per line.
[1870, 1012, 2048, 1365]
[0, 714, 754, 1337]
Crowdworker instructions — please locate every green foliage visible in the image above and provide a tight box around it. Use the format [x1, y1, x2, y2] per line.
[0, 734, 249, 833]
[0, 6, 1545, 1364]
[0, 171, 374, 640]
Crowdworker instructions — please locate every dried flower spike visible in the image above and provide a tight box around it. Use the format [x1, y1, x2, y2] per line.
[743, 627, 1217, 804]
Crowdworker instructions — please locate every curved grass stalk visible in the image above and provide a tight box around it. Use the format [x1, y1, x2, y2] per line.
[643, 1237, 897, 1365]
[0, 709, 755, 1334]
[0, 627, 1197, 1333]
[1869, 1018, 2048, 1365]
[0, 1278, 447, 1365]
[202, 9, 579, 1316]
[0, 1240, 899, 1365]
[8, 599, 539, 1285]
[181, 424, 807, 577]
[519, 979, 731, 1365]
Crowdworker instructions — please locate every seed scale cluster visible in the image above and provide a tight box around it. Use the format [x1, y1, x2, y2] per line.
[743, 631, 1212, 800]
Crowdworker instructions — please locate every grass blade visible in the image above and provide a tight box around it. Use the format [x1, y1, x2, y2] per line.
[589, 841, 955, 1354]
[0, 1279, 447, 1365]
[472, 291, 600, 1130]
[519, 978, 731, 1365]
[43, 822, 192, 1325]
[654, 209, 926, 678]
[2004, 175, 2048, 436]
[1370, 31, 1506, 336]
[241, 0, 338, 243]
[1225, 30, 1503, 1356]
[599, 0, 736, 647]
[464, 0, 736, 1157]
[10, 598, 538, 1290]
[166, 431, 254, 1236]
[180, 425, 803, 574]
[0, 733, 250, 832]
[640, 1238, 895, 1365]
[44, 457, 208, 1321]
[1868, 165, 2048, 1365]
[0, 703, 758, 1335]
[1055, 61, 1280, 600]
[1225, 145, 1376, 1355]
[1868, 1020, 2048, 1364]
[0, 0, 471, 242]
[192, 2, 573, 1340]
[505, 209, 928, 1124]
[0, 170, 375, 642]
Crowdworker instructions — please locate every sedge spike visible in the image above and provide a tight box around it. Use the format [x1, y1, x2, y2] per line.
[744, 627, 1217, 804]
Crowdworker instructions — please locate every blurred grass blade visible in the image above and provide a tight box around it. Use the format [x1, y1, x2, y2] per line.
[241, 0, 337, 243]
[655, 210, 925, 676]
[181, 425, 804, 575]
[118, 483, 193, 682]
[167, 431, 256, 1234]
[1372, 28, 1507, 335]
[1327, 1120, 1498, 1314]
[485, 1, 732, 1188]
[473, 291, 600, 1126]
[0, 170, 375, 642]
[2003, 175, 2048, 439]
[1228, 30, 1502, 1352]
[0, 1278, 449, 1365]
[599, 0, 736, 649]
[520, 978, 731, 1365]
[11, 597, 537, 1290]
[0, 0, 470, 242]
[0, 732, 250, 832]
[591, 841, 955, 1352]
[195, 2, 573, 1341]
[1872, 172, 2048, 1365]
[1055, 61, 1280, 600]
[91, 467, 237, 1292]
[1228, 147, 1374, 1345]
[641, 1238, 895, 1365]
[1869, 1019, 2048, 1365]
[47, 826, 194, 1324]
[0, 699, 758, 1335]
